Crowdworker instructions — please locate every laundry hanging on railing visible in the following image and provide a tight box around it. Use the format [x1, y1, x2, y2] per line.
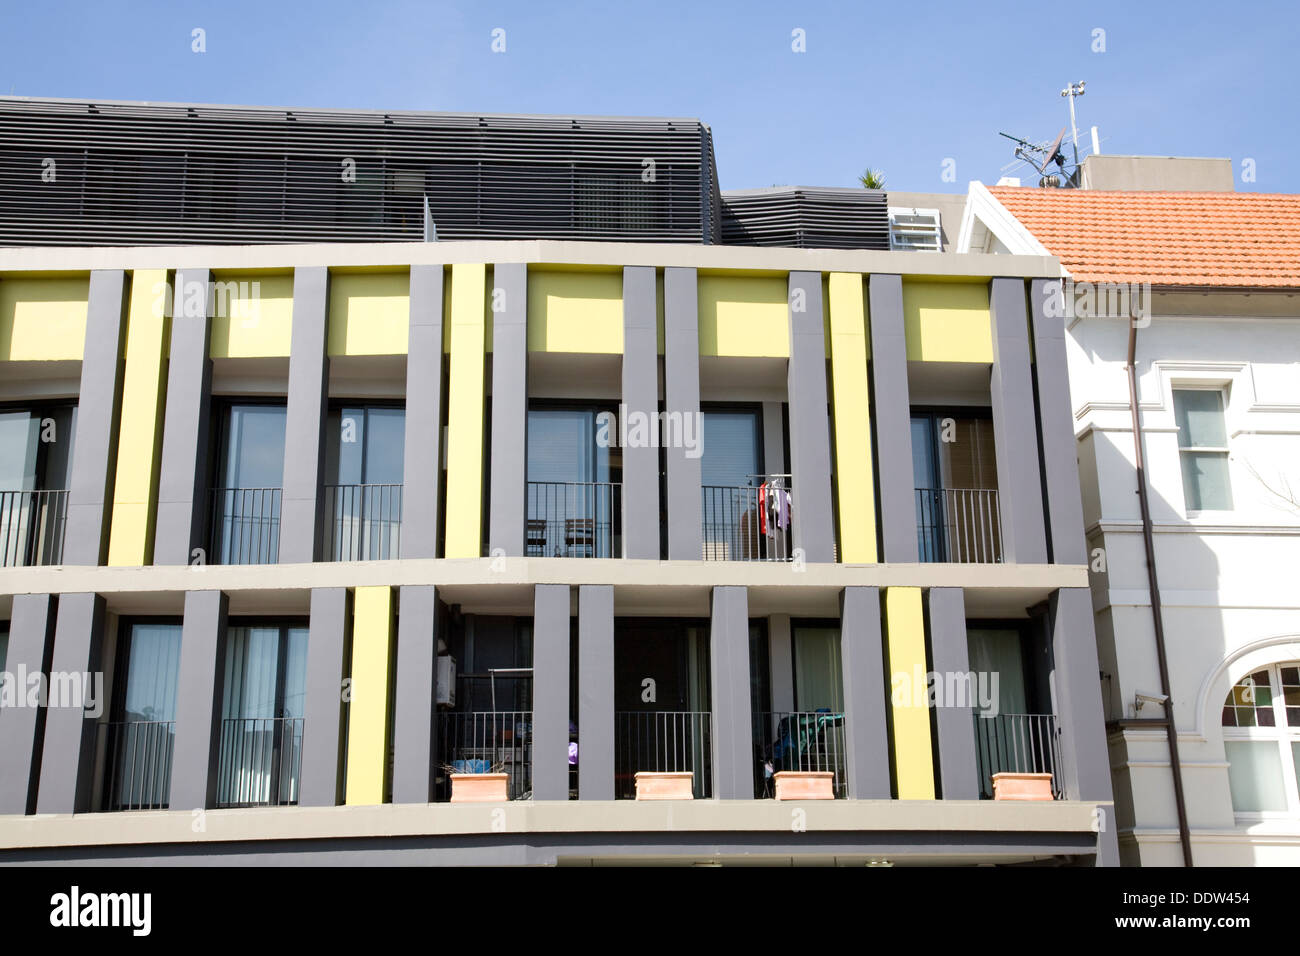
[757, 480, 792, 537]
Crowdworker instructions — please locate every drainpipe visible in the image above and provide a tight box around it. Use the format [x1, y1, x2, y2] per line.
[1126, 316, 1193, 867]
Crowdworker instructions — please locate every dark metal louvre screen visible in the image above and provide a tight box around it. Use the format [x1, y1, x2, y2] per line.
[720, 187, 891, 249]
[0, 98, 717, 246]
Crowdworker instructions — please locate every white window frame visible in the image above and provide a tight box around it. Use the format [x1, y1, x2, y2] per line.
[1172, 383, 1234, 515]
[888, 207, 942, 252]
[1222, 662, 1300, 822]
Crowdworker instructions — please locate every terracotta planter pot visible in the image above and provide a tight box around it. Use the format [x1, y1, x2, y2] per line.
[773, 771, 835, 800]
[450, 772, 509, 803]
[991, 772, 1054, 801]
[634, 771, 695, 800]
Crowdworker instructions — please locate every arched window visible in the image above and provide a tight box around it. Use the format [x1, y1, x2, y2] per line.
[1221, 664, 1300, 815]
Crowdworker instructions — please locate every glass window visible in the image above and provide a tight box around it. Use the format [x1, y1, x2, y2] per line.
[793, 626, 843, 713]
[326, 406, 405, 485]
[220, 404, 286, 489]
[0, 623, 8, 673]
[967, 628, 1028, 716]
[701, 409, 761, 488]
[527, 407, 610, 484]
[526, 406, 620, 557]
[219, 623, 309, 807]
[1221, 662, 1300, 817]
[107, 622, 183, 810]
[1173, 389, 1232, 511]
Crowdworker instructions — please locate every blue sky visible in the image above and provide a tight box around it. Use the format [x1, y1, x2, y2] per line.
[1, 0, 1294, 193]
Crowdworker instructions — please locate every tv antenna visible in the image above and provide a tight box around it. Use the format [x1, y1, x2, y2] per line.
[998, 127, 1072, 187]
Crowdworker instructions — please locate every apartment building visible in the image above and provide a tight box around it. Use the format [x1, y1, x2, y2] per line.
[961, 161, 1300, 865]
[0, 97, 1115, 866]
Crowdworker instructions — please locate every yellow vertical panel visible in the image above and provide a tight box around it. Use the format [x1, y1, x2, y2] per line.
[345, 586, 395, 806]
[444, 263, 486, 558]
[697, 275, 789, 357]
[106, 270, 170, 567]
[827, 273, 877, 563]
[901, 281, 993, 363]
[0, 277, 90, 361]
[886, 587, 935, 799]
[208, 274, 295, 358]
[525, 271, 623, 353]
[327, 272, 411, 356]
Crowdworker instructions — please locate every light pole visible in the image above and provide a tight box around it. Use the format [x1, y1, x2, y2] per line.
[1061, 81, 1086, 170]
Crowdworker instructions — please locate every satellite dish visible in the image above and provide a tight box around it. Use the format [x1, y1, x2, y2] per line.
[1042, 127, 1067, 172]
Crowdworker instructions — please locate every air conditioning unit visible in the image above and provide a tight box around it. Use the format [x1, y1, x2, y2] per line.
[436, 655, 456, 708]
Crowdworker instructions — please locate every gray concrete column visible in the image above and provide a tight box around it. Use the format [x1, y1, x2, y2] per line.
[36, 593, 106, 813]
[989, 277, 1048, 564]
[767, 614, 794, 713]
[154, 268, 214, 566]
[1050, 587, 1120, 866]
[787, 271, 836, 563]
[489, 263, 528, 557]
[664, 267, 702, 560]
[621, 266, 660, 560]
[1030, 279, 1088, 566]
[532, 584, 570, 800]
[0, 593, 57, 813]
[709, 585, 752, 799]
[577, 585, 614, 800]
[392, 585, 441, 804]
[868, 274, 918, 562]
[840, 587, 891, 799]
[63, 270, 129, 566]
[928, 587, 978, 800]
[401, 264, 445, 559]
[279, 266, 330, 564]
[168, 589, 229, 810]
[299, 587, 351, 807]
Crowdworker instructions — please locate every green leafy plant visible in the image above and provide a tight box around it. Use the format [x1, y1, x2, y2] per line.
[859, 167, 886, 190]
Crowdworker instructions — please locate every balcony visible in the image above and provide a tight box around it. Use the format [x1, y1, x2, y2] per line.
[526, 481, 621, 558]
[207, 487, 281, 565]
[0, 489, 68, 567]
[216, 717, 305, 808]
[915, 488, 1003, 563]
[323, 483, 402, 561]
[973, 712, 1062, 799]
[753, 710, 848, 798]
[701, 480, 793, 562]
[614, 710, 712, 799]
[98, 720, 175, 811]
[437, 710, 534, 801]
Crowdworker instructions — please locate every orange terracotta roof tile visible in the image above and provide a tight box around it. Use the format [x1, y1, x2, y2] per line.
[988, 187, 1300, 288]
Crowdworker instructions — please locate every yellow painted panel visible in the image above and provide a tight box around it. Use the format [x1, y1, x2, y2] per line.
[209, 274, 295, 358]
[345, 586, 395, 806]
[444, 263, 486, 558]
[328, 273, 410, 356]
[526, 271, 622, 353]
[885, 587, 935, 799]
[0, 277, 89, 361]
[827, 273, 877, 563]
[698, 275, 789, 357]
[106, 270, 170, 567]
[902, 281, 993, 363]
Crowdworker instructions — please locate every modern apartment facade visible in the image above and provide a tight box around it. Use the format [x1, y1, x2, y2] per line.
[962, 167, 1300, 866]
[0, 98, 1115, 866]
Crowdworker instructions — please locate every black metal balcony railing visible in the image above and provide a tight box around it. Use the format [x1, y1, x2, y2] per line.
[615, 710, 712, 799]
[99, 720, 175, 811]
[916, 488, 1003, 563]
[973, 712, 1063, 799]
[526, 481, 621, 558]
[215, 717, 305, 808]
[436, 711, 533, 801]
[322, 483, 402, 562]
[753, 710, 848, 798]
[0, 489, 68, 567]
[208, 487, 281, 565]
[701, 484, 793, 561]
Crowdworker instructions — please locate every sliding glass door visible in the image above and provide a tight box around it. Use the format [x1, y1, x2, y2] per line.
[323, 405, 405, 560]
[218, 623, 308, 807]
[213, 403, 286, 564]
[526, 405, 621, 557]
[105, 622, 183, 810]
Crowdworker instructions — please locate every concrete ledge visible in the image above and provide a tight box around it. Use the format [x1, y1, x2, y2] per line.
[0, 798, 1109, 851]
